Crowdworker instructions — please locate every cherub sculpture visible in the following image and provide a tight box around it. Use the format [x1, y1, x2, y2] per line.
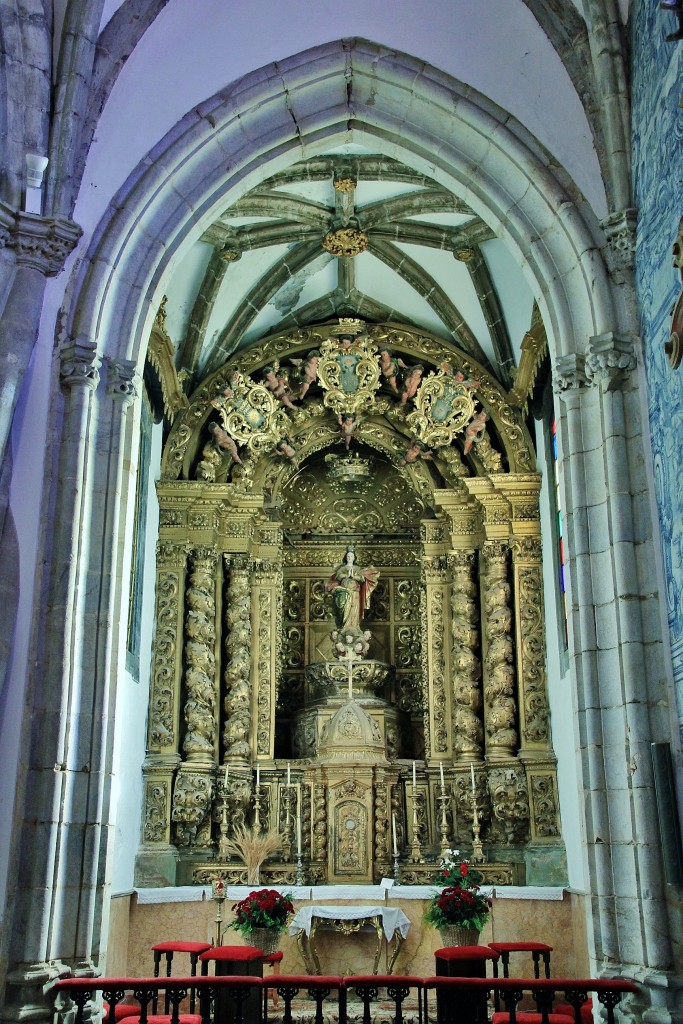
[291, 349, 321, 399]
[262, 361, 298, 411]
[337, 412, 362, 450]
[379, 347, 405, 393]
[275, 437, 300, 468]
[400, 363, 425, 405]
[208, 421, 243, 464]
[463, 410, 488, 454]
[401, 438, 434, 464]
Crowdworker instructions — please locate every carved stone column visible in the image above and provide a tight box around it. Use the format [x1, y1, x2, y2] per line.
[481, 541, 517, 759]
[251, 558, 283, 763]
[449, 550, 483, 764]
[422, 556, 452, 763]
[3, 345, 141, 1022]
[222, 554, 252, 764]
[0, 211, 81, 469]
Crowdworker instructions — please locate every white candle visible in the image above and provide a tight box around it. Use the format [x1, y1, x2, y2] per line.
[348, 659, 353, 700]
[440, 762, 445, 788]
[296, 799, 302, 857]
[412, 761, 417, 788]
[470, 762, 476, 794]
[224, 764, 229, 787]
[287, 763, 291, 786]
[256, 767, 260, 787]
[392, 813, 398, 856]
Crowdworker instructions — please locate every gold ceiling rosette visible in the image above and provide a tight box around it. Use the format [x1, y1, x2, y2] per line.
[405, 368, 477, 449]
[213, 371, 290, 455]
[317, 336, 382, 415]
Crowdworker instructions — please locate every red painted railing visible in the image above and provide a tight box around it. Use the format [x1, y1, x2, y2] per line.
[51, 972, 639, 1024]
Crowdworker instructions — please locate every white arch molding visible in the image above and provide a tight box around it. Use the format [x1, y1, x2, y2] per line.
[7, 35, 678, 1024]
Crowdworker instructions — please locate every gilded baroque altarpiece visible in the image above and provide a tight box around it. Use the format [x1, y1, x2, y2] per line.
[136, 320, 564, 888]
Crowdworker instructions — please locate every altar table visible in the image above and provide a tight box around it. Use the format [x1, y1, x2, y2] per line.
[288, 905, 410, 975]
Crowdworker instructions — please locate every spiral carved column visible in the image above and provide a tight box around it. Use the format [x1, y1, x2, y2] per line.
[171, 546, 217, 850]
[222, 554, 252, 763]
[449, 549, 483, 763]
[141, 541, 188, 862]
[183, 546, 218, 760]
[482, 541, 518, 759]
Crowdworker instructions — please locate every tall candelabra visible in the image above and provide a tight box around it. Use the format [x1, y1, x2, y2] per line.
[438, 788, 451, 857]
[409, 784, 424, 863]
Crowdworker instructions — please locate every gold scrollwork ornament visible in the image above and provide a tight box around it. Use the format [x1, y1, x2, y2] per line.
[406, 369, 477, 449]
[317, 337, 381, 416]
[214, 371, 290, 455]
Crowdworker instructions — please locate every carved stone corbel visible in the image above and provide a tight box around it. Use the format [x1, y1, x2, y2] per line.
[585, 332, 637, 390]
[171, 769, 214, 847]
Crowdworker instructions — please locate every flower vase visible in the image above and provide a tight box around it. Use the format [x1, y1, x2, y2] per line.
[438, 925, 481, 947]
[246, 927, 282, 955]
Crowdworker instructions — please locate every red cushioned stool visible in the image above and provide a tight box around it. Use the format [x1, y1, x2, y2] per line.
[435, 946, 500, 1024]
[488, 942, 553, 1013]
[151, 941, 211, 1014]
[488, 942, 553, 980]
[199, 946, 264, 1024]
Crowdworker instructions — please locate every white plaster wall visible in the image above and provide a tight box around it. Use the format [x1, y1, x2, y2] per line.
[78, 0, 606, 247]
[535, 414, 588, 891]
[109, 418, 163, 894]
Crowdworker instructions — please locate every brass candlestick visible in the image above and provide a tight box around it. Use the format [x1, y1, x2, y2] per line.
[471, 797, 486, 864]
[254, 783, 262, 832]
[409, 784, 424, 863]
[438, 789, 451, 857]
[218, 795, 230, 860]
[284, 786, 294, 859]
[211, 878, 226, 946]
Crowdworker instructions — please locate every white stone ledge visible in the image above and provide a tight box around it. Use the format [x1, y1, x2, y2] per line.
[134, 884, 567, 904]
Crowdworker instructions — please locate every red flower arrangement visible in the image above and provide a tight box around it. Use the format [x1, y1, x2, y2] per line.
[424, 854, 492, 930]
[228, 888, 294, 936]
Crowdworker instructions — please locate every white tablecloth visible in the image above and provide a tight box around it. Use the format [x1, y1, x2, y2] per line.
[289, 905, 411, 941]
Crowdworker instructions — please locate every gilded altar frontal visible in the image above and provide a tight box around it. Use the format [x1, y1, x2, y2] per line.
[138, 318, 564, 890]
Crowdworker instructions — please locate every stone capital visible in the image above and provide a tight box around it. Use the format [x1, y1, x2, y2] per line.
[0, 201, 14, 248]
[600, 207, 637, 277]
[59, 339, 101, 391]
[585, 332, 637, 389]
[553, 353, 588, 396]
[106, 357, 140, 405]
[8, 211, 82, 276]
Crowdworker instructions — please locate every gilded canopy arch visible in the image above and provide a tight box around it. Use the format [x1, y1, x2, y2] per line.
[140, 319, 564, 889]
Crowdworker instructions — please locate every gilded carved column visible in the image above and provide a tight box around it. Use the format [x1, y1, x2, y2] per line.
[222, 554, 252, 763]
[449, 550, 483, 763]
[171, 546, 218, 850]
[141, 541, 188, 855]
[510, 536, 552, 755]
[422, 556, 452, 761]
[251, 559, 282, 761]
[183, 546, 218, 760]
[482, 541, 517, 759]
